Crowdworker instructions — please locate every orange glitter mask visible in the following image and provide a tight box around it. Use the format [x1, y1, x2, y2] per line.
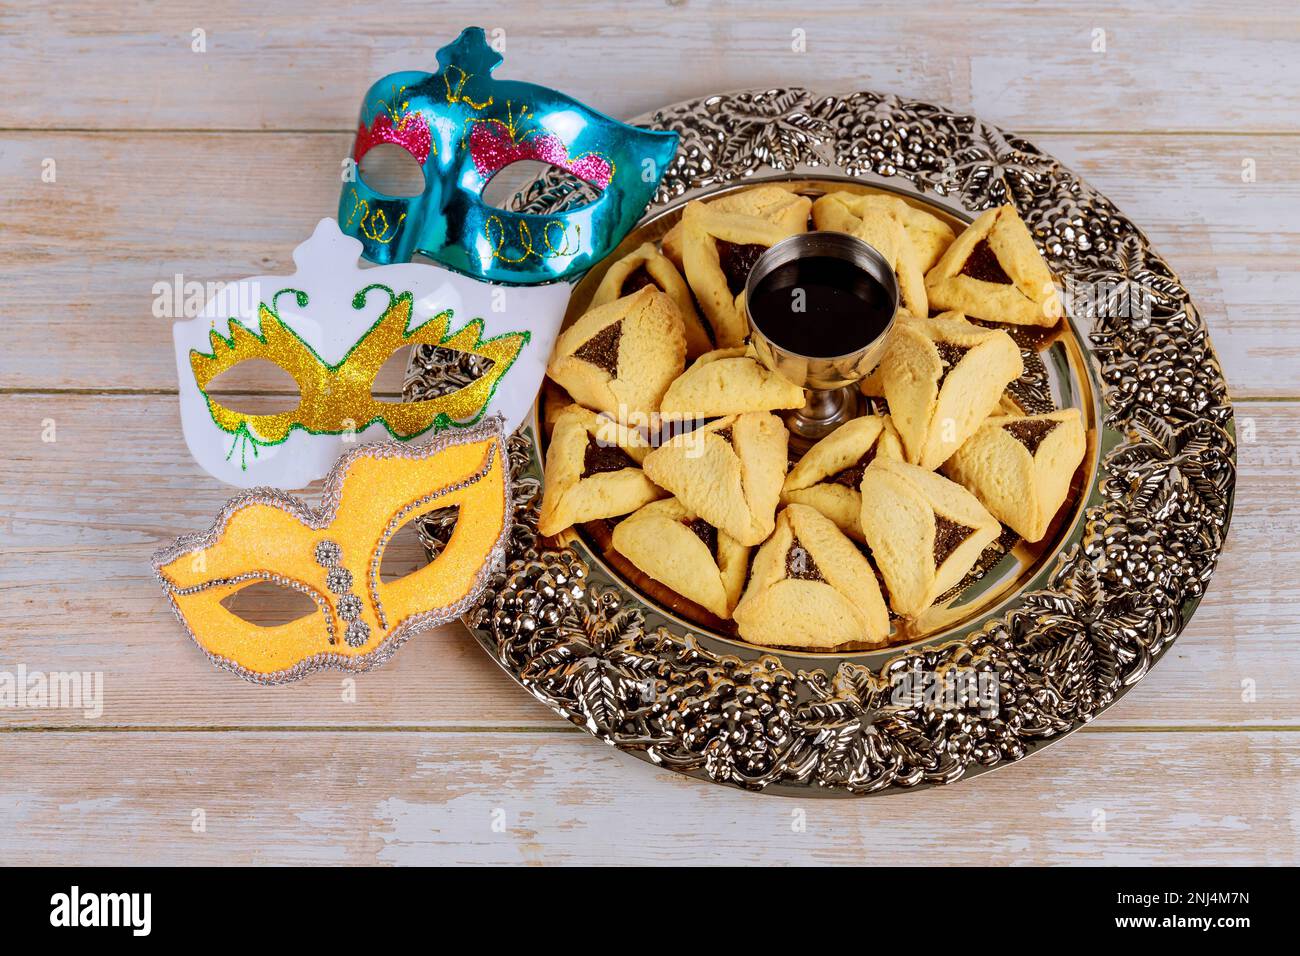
[153, 418, 510, 684]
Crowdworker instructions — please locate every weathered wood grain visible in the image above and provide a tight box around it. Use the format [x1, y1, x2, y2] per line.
[1, 0, 1294, 866]
[0, 392, 1289, 729]
[3, 1, 1297, 133]
[1, 131, 1294, 395]
[0, 729, 1294, 865]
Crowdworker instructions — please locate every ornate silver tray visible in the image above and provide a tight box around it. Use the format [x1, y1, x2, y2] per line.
[407, 89, 1237, 795]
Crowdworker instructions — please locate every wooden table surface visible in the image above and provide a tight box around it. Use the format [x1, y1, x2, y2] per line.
[2, 1, 1297, 865]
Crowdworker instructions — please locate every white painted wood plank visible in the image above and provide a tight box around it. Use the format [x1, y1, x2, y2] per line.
[0, 729, 1294, 865]
[2, 2, 1297, 133]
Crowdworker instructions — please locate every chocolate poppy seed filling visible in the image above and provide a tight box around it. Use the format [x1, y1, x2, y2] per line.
[933, 341, 970, 389]
[572, 320, 623, 376]
[828, 445, 878, 489]
[580, 435, 637, 478]
[932, 514, 975, 567]
[621, 264, 656, 295]
[716, 240, 768, 296]
[785, 537, 824, 582]
[959, 237, 1013, 284]
[683, 517, 719, 560]
[970, 317, 1051, 350]
[1002, 418, 1059, 456]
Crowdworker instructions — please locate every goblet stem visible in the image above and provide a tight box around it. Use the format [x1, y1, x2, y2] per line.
[785, 384, 862, 453]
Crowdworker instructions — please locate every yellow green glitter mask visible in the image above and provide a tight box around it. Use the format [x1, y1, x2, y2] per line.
[174, 219, 569, 488]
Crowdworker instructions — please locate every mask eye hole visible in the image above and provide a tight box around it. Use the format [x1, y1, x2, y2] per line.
[379, 505, 459, 583]
[359, 143, 427, 198]
[220, 580, 320, 626]
[375, 345, 496, 413]
[481, 160, 602, 213]
[204, 359, 301, 415]
[370, 345, 418, 404]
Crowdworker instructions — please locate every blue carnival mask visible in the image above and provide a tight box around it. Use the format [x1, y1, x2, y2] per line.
[339, 27, 679, 284]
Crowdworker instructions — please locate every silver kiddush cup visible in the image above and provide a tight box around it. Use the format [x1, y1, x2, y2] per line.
[744, 231, 899, 450]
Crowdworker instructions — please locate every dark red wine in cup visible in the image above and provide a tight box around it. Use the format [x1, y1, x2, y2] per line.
[747, 254, 894, 357]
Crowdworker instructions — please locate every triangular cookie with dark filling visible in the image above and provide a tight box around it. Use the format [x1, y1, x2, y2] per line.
[942, 408, 1086, 542]
[589, 241, 712, 359]
[538, 404, 665, 536]
[780, 414, 904, 543]
[611, 497, 750, 620]
[880, 313, 1023, 470]
[858, 458, 1001, 618]
[733, 504, 890, 648]
[812, 192, 929, 317]
[659, 344, 805, 419]
[826, 192, 955, 271]
[547, 285, 686, 416]
[661, 184, 812, 266]
[679, 201, 807, 348]
[641, 412, 788, 546]
[925, 204, 1061, 327]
